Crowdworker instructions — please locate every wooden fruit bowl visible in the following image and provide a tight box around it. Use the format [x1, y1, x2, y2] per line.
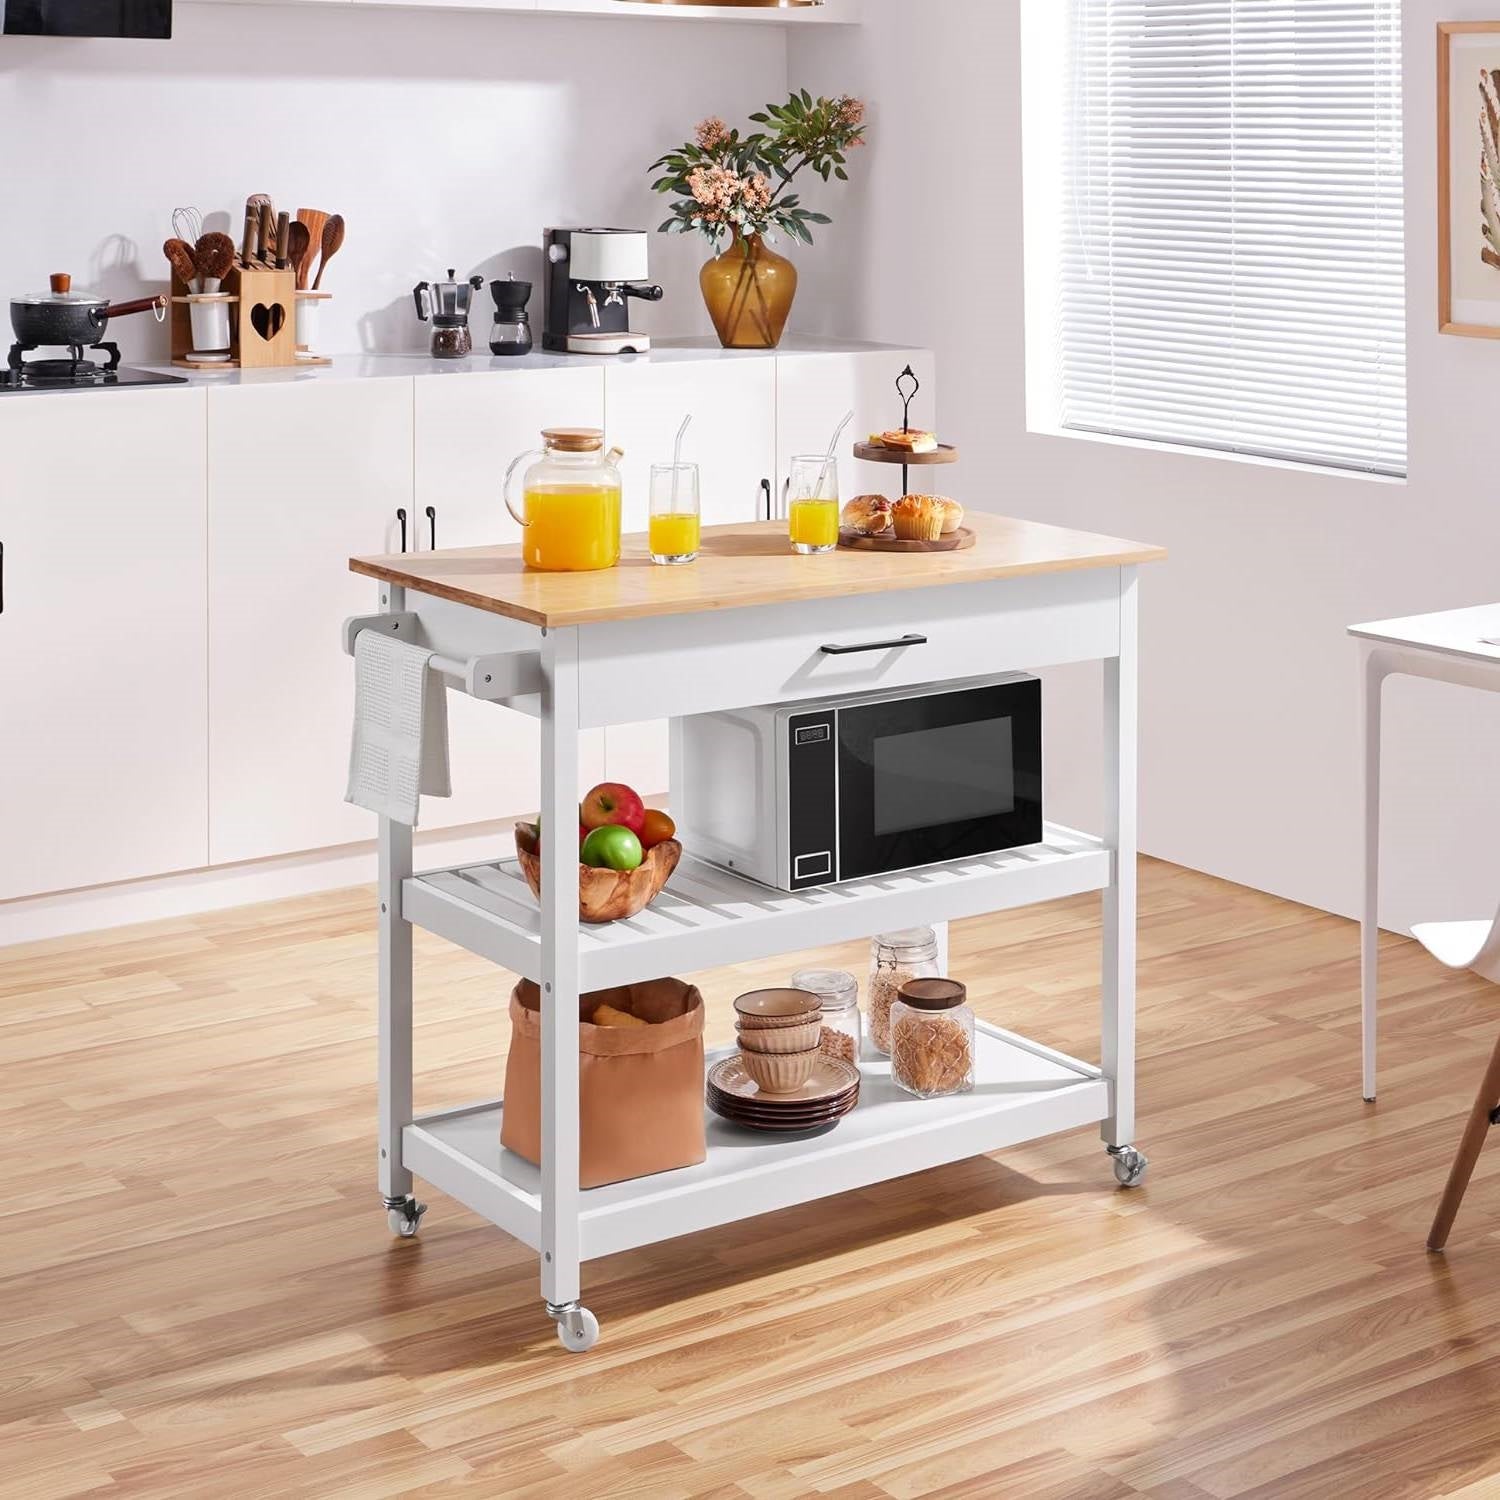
[515, 823, 683, 925]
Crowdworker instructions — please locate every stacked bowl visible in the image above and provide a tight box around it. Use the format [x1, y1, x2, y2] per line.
[707, 989, 861, 1132]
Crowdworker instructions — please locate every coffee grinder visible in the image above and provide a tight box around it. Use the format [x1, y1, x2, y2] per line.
[542, 228, 663, 355]
[488, 273, 533, 357]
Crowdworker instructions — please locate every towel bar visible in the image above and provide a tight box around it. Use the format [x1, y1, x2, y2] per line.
[342, 613, 544, 703]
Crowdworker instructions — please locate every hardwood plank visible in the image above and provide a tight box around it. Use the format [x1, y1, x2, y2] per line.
[3, 858, 1500, 1497]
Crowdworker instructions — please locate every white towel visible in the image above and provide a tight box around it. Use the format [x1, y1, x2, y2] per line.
[346, 630, 452, 826]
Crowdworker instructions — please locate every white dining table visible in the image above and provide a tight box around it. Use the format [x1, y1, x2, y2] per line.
[1350, 604, 1500, 1100]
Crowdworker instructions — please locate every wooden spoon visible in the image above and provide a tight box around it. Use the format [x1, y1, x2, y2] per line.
[294, 208, 327, 291]
[313, 214, 345, 291]
[286, 221, 311, 288]
[163, 237, 197, 289]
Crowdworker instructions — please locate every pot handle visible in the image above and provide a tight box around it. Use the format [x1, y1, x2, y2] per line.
[503, 449, 543, 529]
[413, 283, 430, 322]
[106, 296, 168, 322]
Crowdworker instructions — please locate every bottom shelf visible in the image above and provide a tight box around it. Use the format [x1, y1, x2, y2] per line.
[402, 1022, 1108, 1262]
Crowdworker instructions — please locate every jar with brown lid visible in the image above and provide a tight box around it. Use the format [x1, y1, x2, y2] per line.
[890, 978, 974, 1099]
[868, 927, 940, 1054]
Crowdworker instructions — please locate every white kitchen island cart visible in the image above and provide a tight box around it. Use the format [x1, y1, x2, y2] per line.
[346, 512, 1166, 1351]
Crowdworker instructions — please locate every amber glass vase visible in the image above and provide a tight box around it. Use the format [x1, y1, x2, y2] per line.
[700, 233, 798, 350]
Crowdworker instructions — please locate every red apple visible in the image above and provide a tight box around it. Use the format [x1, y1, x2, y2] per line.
[580, 782, 646, 836]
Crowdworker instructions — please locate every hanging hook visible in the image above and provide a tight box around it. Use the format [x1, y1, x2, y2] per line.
[896, 364, 920, 435]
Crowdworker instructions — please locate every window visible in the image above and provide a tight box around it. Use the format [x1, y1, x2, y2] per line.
[1045, 0, 1405, 477]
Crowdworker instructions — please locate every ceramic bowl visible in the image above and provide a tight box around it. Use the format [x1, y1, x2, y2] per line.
[736, 1019, 822, 1054]
[515, 822, 682, 925]
[738, 1043, 820, 1094]
[733, 988, 822, 1028]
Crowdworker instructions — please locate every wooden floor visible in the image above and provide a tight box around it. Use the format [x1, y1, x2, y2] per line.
[5, 859, 1500, 1499]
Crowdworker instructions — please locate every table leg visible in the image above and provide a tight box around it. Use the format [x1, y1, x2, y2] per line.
[377, 583, 423, 1238]
[1360, 645, 1383, 1102]
[539, 628, 595, 1351]
[1101, 568, 1140, 1174]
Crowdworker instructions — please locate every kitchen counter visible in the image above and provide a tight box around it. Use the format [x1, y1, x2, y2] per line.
[145, 335, 909, 389]
[351, 513, 1168, 627]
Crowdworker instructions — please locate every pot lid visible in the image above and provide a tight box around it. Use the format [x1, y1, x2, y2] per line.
[12, 291, 105, 305]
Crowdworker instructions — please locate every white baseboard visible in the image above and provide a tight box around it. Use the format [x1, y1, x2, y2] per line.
[0, 821, 517, 950]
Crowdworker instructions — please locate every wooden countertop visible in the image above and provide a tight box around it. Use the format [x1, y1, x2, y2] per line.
[349, 512, 1167, 628]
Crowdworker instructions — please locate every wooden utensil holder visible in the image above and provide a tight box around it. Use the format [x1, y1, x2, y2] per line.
[170, 267, 327, 369]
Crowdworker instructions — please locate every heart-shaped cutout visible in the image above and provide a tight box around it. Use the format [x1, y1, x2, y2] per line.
[250, 301, 286, 341]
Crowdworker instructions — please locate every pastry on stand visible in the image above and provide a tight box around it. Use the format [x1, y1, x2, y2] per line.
[842, 363, 973, 552]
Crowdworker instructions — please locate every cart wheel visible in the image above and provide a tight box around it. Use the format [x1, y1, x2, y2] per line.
[1108, 1145, 1149, 1188]
[385, 1196, 427, 1238]
[551, 1304, 600, 1353]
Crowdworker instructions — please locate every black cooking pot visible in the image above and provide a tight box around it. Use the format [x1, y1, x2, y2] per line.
[10, 286, 166, 347]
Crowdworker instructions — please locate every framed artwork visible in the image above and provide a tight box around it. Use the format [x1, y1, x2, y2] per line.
[1439, 21, 1500, 336]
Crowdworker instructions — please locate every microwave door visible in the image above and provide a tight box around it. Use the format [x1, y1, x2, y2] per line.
[835, 679, 1043, 881]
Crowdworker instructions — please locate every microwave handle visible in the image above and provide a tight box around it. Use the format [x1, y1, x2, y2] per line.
[819, 633, 928, 656]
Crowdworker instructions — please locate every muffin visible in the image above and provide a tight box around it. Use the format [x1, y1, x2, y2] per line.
[933, 497, 965, 534]
[842, 495, 893, 536]
[891, 495, 945, 541]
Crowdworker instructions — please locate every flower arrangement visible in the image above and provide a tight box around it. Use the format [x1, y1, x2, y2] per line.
[650, 91, 867, 250]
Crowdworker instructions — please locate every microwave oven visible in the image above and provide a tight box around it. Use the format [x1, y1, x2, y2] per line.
[677, 673, 1043, 892]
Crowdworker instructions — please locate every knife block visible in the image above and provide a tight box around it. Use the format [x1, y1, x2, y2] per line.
[170, 267, 325, 369]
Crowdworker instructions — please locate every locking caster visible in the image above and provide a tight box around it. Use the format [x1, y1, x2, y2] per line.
[383, 1194, 427, 1238]
[1108, 1144, 1149, 1188]
[547, 1299, 600, 1353]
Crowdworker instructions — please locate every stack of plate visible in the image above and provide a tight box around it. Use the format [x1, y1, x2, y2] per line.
[707, 1053, 860, 1133]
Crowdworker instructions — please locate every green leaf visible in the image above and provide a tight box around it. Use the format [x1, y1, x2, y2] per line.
[805, 212, 832, 224]
[801, 87, 813, 108]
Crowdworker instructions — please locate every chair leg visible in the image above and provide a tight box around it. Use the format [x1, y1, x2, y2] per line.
[1428, 1029, 1500, 1252]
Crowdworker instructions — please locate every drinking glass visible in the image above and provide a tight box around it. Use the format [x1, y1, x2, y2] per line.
[786, 454, 840, 555]
[649, 462, 701, 565]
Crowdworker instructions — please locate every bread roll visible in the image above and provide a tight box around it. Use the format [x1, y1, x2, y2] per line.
[933, 497, 964, 534]
[841, 495, 893, 536]
[591, 1003, 649, 1028]
[892, 495, 944, 542]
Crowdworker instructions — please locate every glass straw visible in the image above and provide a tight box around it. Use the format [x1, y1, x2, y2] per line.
[816, 409, 854, 497]
[671, 413, 692, 507]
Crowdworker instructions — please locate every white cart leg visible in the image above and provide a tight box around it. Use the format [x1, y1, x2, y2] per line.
[538, 628, 596, 1351]
[377, 585, 424, 1238]
[1101, 568, 1145, 1186]
[1360, 645, 1384, 1102]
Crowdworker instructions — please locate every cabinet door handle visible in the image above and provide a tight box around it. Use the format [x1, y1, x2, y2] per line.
[760, 478, 772, 522]
[396, 508, 408, 553]
[820, 633, 928, 656]
[425, 505, 436, 550]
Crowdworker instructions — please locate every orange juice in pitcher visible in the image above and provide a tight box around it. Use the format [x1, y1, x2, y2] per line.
[505, 429, 623, 572]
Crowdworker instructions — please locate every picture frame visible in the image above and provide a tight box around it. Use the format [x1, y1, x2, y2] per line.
[1439, 21, 1500, 337]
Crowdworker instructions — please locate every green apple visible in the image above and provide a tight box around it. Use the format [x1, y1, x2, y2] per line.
[581, 825, 644, 872]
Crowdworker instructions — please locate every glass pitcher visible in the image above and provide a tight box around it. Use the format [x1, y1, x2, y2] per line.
[504, 428, 624, 572]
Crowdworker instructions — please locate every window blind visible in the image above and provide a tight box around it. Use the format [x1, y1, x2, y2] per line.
[1059, 0, 1406, 477]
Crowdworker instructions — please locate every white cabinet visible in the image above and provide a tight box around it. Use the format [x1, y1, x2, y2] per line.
[776, 348, 937, 506]
[207, 380, 414, 865]
[0, 390, 209, 901]
[605, 356, 776, 532]
[413, 366, 608, 818]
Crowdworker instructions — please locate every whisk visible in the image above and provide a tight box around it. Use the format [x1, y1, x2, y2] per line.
[171, 206, 204, 246]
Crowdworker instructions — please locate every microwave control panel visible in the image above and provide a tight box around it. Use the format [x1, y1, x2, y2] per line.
[786, 709, 838, 889]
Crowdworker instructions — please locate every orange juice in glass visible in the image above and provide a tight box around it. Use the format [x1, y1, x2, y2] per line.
[786, 455, 840, 554]
[504, 428, 623, 571]
[649, 462, 701, 564]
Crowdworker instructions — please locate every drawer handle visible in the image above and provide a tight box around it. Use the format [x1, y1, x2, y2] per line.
[820, 633, 928, 656]
[396, 507, 408, 554]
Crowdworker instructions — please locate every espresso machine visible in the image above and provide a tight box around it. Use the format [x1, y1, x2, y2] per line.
[542, 228, 663, 355]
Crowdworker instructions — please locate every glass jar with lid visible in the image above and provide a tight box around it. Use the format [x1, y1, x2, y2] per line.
[503, 427, 624, 572]
[790, 968, 861, 1065]
[868, 926, 940, 1055]
[890, 979, 975, 1099]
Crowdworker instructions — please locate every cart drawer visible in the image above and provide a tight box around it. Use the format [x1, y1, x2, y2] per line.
[573, 568, 1124, 728]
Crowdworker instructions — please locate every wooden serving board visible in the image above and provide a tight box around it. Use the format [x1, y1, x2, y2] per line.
[853, 441, 960, 466]
[838, 526, 977, 553]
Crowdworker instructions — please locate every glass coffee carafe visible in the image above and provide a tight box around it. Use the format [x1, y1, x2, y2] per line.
[413, 269, 485, 359]
[504, 428, 624, 572]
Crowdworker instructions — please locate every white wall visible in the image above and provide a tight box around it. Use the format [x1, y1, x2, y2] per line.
[793, 0, 1500, 934]
[0, 1, 789, 361]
